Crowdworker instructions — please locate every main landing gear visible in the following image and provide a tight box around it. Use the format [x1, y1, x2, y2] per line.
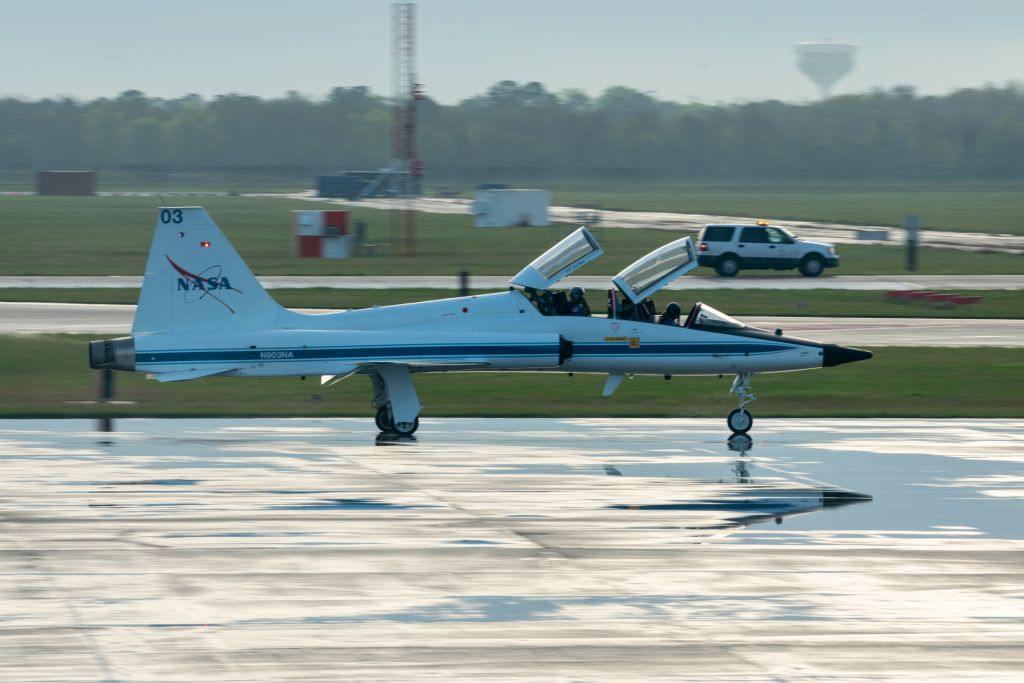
[374, 405, 419, 436]
[727, 372, 755, 435]
[370, 366, 421, 436]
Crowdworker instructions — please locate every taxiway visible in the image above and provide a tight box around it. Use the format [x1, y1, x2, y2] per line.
[2, 274, 1023, 290]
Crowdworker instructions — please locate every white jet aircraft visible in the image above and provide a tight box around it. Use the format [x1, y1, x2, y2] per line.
[89, 207, 872, 435]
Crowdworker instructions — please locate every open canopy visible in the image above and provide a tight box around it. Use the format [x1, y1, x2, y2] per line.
[612, 237, 698, 304]
[509, 227, 603, 290]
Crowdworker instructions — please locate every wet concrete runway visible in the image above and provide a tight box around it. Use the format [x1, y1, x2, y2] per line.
[1, 418, 1022, 681]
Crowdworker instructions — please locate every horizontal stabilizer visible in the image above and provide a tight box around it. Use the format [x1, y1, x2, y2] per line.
[150, 367, 235, 383]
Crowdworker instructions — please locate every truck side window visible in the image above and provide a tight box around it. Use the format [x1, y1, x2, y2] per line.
[740, 227, 767, 243]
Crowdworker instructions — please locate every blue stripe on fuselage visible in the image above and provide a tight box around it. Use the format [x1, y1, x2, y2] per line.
[574, 342, 794, 356]
[137, 341, 796, 365]
[139, 343, 557, 365]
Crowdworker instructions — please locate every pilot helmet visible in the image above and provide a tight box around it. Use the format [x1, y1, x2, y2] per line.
[570, 286, 585, 300]
[664, 302, 681, 317]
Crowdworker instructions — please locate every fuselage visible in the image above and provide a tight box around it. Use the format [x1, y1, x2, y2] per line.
[128, 290, 827, 379]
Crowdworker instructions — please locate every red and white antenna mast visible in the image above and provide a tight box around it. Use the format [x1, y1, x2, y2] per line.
[391, 2, 420, 256]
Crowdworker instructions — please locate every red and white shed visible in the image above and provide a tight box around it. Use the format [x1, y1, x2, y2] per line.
[293, 210, 352, 258]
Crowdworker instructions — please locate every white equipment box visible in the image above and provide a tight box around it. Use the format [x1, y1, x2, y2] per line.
[471, 189, 550, 227]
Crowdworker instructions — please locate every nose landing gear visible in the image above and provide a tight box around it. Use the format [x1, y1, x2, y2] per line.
[727, 372, 755, 434]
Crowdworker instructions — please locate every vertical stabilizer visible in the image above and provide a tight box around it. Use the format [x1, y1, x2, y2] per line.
[132, 207, 284, 335]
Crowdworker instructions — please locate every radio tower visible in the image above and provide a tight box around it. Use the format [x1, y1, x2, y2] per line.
[391, 2, 421, 257]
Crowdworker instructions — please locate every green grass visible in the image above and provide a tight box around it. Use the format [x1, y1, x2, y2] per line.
[3, 287, 1022, 319]
[549, 183, 1024, 235]
[2, 335, 1021, 418]
[1, 195, 1023, 277]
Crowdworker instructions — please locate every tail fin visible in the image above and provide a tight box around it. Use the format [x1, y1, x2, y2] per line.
[133, 207, 285, 335]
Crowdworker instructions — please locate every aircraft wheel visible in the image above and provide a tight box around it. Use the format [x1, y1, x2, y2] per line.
[375, 405, 394, 431]
[727, 408, 753, 434]
[393, 417, 419, 436]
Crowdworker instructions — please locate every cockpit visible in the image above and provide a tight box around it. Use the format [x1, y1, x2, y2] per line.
[682, 302, 746, 330]
[510, 226, 702, 323]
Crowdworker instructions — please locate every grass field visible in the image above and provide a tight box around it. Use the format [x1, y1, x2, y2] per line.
[549, 183, 1024, 235]
[2, 335, 1021, 419]
[1, 195, 1023, 277]
[3, 287, 1021, 319]
[8, 178, 1020, 233]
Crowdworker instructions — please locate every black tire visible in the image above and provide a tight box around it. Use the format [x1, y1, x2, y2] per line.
[393, 417, 419, 436]
[727, 408, 753, 434]
[715, 254, 741, 277]
[799, 254, 825, 277]
[375, 405, 394, 431]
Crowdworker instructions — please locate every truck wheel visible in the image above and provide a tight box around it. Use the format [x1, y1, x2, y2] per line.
[799, 254, 825, 277]
[716, 255, 741, 277]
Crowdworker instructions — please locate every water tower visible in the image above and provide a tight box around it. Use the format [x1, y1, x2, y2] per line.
[794, 40, 857, 98]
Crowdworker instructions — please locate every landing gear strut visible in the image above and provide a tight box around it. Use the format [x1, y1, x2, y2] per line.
[370, 367, 421, 435]
[727, 372, 755, 434]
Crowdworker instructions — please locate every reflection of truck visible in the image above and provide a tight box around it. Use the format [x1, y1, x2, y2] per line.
[696, 222, 839, 277]
[471, 189, 550, 227]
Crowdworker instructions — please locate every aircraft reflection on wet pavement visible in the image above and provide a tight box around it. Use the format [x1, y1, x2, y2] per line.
[602, 436, 871, 534]
[92, 419, 871, 536]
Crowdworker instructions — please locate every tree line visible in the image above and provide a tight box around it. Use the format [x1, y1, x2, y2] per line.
[1, 82, 1021, 183]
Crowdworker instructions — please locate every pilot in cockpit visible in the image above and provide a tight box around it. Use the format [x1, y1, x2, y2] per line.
[615, 296, 656, 322]
[525, 287, 557, 316]
[659, 302, 682, 325]
[567, 287, 591, 316]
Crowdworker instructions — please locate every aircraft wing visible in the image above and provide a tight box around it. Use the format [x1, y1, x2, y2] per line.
[321, 361, 492, 386]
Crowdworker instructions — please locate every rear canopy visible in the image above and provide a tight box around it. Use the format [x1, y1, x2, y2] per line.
[509, 227, 603, 290]
[612, 237, 698, 304]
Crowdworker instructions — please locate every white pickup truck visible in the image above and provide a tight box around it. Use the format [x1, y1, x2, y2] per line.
[696, 222, 840, 277]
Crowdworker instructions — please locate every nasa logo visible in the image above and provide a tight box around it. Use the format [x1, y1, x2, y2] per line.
[176, 275, 233, 291]
[165, 256, 244, 313]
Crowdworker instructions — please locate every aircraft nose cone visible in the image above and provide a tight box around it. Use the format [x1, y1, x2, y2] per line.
[822, 344, 873, 367]
[821, 489, 873, 507]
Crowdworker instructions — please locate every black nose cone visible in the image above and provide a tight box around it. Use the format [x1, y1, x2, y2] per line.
[821, 489, 873, 507]
[822, 344, 873, 367]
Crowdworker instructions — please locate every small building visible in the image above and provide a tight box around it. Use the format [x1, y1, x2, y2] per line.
[294, 210, 353, 258]
[471, 189, 549, 228]
[36, 171, 96, 196]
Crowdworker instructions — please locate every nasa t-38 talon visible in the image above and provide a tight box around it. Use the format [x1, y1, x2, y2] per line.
[88, 207, 872, 436]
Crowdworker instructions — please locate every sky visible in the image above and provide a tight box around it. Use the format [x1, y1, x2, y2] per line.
[1, 0, 1021, 104]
